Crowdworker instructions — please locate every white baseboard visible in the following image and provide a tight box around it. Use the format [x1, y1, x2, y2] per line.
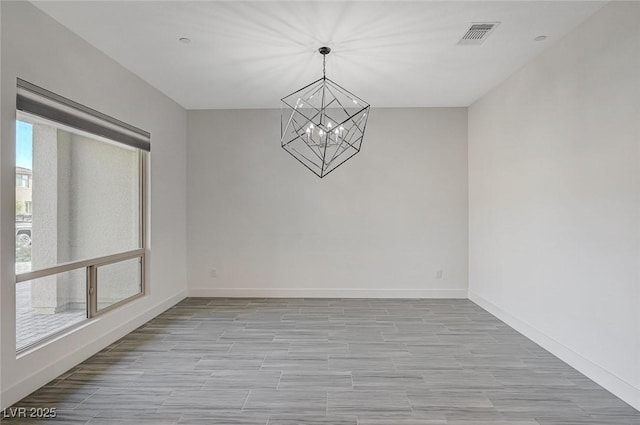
[1, 290, 187, 409]
[189, 287, 468, 299]
[469, 291, 640, 411]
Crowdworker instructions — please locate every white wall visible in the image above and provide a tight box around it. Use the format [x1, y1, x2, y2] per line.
[0, 2, 187, 408]
[468, 2, 640, 410]
[187, 108, 468, 298]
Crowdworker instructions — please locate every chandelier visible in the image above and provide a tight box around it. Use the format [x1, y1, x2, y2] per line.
[281, 47, 370, 178]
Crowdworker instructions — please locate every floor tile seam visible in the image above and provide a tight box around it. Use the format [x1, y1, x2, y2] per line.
[70, 386, 102, 412]
[325, 390, 329, 417]
[240, 389, 251, 412]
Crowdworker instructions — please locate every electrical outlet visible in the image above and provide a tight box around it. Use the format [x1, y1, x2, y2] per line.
[436, 270, 443, 279]
[210, 268, 217, 278]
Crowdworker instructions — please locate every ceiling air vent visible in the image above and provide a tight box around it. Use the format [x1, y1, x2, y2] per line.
[458, 22, 500, 45]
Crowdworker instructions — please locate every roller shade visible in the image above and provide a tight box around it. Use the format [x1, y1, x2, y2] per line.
[16, 78, 150, 151]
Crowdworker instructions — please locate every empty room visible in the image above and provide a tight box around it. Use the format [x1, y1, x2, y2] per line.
[0, 1, 639, 424]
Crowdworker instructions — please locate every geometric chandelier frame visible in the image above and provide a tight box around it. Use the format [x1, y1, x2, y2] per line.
[281, 47, 370, 178]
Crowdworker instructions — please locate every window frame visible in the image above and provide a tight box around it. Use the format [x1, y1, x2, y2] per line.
[15, 150, 147, 317]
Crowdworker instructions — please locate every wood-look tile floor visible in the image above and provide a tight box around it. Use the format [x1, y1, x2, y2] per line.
[5, 298, 640, 424]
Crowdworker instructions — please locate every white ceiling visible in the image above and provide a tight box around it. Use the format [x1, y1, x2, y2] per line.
[33, 1, 604, 109]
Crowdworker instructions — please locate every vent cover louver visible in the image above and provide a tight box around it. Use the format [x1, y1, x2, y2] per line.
[458, 22, 500, 45]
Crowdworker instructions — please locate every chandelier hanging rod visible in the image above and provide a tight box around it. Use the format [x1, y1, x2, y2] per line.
[319, 46, 330, 79]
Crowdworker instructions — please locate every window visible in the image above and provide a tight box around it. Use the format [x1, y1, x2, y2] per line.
[15, 79, 150, 352]
[16, 173, 30, 188]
